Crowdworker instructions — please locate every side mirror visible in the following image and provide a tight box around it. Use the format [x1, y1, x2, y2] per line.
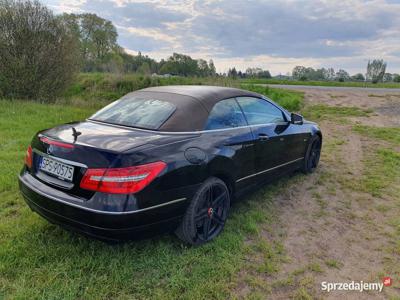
[291, 113, 303, 125]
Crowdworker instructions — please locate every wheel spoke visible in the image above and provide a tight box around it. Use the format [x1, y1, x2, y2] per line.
[195, 208, 208, 223]
[203, 217, 211, 240]
[212, 213, 224, 225]
[212, 191, 227, 207]
[205, 186, 212, 206]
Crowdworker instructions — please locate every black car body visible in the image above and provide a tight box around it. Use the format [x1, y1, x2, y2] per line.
[19, 86, 322, 244]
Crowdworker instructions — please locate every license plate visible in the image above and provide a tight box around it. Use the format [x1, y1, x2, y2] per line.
[39, 156, 74, 182]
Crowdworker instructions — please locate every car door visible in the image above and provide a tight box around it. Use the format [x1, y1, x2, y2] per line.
[202, 98, 257, 187]
[279, 119, 311, 162]
[236, 96, 289, 182]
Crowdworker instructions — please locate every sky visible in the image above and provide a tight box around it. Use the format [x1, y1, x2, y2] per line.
[42, 0, 400, 75]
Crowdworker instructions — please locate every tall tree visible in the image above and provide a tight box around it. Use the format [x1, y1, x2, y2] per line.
[59, 13, 118, 71]
[208, 59, 216, 76]
[159, 53, 198, 76]
[323, 68, 336, 81]
[197, 59, 209, 77]
[227, 67, 238, 79]
[383, 73, 392, 82]
[292, 66, 307, 80]
[366, 59, 387, 83]
[336, 69, 350, 82]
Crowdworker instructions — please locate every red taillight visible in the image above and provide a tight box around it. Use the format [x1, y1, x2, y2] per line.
[80, 161, 167, 194]
[24, 145, 33, 168]
[40, 136, 74, 149]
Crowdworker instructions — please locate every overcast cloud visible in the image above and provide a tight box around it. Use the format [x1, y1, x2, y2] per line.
[43, 0, 400, 75]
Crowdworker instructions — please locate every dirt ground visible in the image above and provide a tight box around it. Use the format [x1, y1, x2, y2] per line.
[233, 88, 400, 299]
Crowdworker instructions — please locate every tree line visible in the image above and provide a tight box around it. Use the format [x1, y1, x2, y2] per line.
[290, 60, 399, 83]
[227, 67, 272, 79]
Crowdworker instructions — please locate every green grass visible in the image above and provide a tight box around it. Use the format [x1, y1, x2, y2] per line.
[301, 104, 372, 121]
[353, 125, 400, 197]
[361, 148, 400, 197]
[61, 73, 237, 106]
[241, 78, 400, 89]
[353, 125, 400, 145]
[241, 84, 304, 111]
[325, 259, 341, 269]
[0, 98, 292, 299]
[0, 100, 95, 193]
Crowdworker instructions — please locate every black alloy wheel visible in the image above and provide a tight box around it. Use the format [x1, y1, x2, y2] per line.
[176, 177, 230, 245]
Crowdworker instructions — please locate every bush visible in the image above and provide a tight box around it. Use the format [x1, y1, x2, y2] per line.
[241, 84, 304, 111]
[61, 73, 237, 105]
[0, 0, 79, 101]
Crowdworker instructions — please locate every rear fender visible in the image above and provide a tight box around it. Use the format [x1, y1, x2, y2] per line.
[207, 156, 235, 196]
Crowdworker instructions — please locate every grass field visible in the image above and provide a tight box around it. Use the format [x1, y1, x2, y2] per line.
[241, 78, 400, 89]
[0, 86, 304, 299]
[1, 81, 399, 299]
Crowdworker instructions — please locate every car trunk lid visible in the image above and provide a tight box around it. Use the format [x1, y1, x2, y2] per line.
[28, 120, 197, 198]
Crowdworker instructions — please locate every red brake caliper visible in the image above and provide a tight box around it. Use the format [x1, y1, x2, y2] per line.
[207, 207, 213, 217]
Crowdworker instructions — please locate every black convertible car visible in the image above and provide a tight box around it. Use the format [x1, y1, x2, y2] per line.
[19, 85, 322, 245]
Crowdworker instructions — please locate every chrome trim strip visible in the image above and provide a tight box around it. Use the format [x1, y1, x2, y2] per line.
[33, 149, 88, 168]
[19, 174, 187, 215]
[236, 157, 304, 183]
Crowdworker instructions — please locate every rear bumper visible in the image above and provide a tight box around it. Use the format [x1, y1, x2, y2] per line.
[19, 173, 190, 241]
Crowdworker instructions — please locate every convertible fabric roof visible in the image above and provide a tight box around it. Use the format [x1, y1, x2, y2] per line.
[126, 85, 262, 132]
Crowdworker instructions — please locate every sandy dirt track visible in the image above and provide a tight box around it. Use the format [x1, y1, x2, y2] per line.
[234, 87, 400, 299]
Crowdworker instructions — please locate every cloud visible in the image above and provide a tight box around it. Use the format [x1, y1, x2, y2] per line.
[189, 0, 399, 58]
[81, 0, 190, 28]
[42, 0, 400, 74]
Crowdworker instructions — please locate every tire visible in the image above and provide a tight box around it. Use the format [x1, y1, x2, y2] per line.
[176, 177, 230, 246]
[302, 135, 321, 174]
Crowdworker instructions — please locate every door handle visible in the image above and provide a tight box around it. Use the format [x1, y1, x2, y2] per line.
[258, 133, 269, 141]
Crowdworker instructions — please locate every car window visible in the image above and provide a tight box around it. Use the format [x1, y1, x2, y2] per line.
[89, 97, 176, 130]
[236, 97, 285, 125]
[204, 98, 247, 130]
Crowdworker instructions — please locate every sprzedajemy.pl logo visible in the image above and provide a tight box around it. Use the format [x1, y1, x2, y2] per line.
[321, 277, 392, 293]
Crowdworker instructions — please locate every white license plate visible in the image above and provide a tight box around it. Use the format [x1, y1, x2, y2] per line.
[39, 156, 74, 182]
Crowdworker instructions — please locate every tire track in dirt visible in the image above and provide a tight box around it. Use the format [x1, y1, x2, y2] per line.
[233, 89, 400, 299]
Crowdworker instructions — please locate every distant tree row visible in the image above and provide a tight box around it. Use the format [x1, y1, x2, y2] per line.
[291, 60, 398, 83]
[158, 53, 216, 77]
[59, 13, 216, 77]
[227, 67, 272, 79]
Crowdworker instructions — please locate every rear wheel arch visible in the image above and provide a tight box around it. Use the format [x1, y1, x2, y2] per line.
[210, 172, 235, 199]
[316, 131, 322, 142]
[207, 156, 235, 197]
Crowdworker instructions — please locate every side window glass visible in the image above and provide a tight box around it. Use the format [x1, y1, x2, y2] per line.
[236, 97, 285, 125]
[204, 98, 247, 130]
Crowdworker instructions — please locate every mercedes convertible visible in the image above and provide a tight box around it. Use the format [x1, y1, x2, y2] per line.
[19, 85, 322, 245]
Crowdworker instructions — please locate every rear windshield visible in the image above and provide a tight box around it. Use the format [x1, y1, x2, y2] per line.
[89, 97, 176, 130]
